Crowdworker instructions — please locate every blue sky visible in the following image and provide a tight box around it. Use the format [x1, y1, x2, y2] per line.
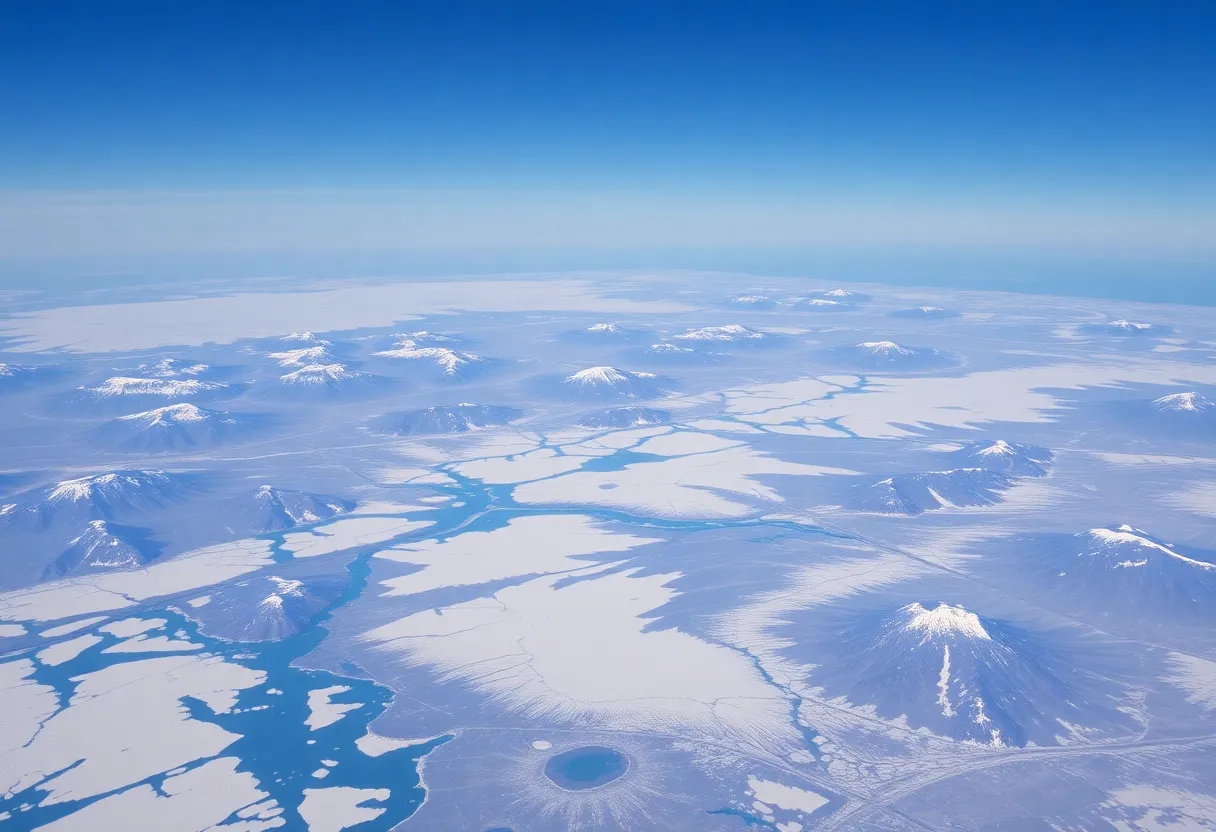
[1, 1, 1214, 280]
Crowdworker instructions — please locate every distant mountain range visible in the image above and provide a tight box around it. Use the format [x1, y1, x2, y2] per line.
[577, 406, 671, 429]
[371, 403, 523, 436]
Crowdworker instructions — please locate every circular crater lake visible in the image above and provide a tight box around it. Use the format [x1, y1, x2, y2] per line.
[543, 746, 630, 790]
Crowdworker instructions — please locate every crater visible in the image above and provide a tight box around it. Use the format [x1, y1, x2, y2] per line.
[543, 746, 629, 791]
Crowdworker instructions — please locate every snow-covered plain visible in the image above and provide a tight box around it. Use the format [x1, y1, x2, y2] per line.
[4, 271, 1216, 830]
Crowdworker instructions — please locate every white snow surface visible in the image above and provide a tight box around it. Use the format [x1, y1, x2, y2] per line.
[280, 516, 434, 559]
[36, 757, 280, 832]
[375, 514, 660, 597]
[363, 566, 799, 748]
[0, 653, 264, 806]
[298, 786, 390, 832]
[306, 686, 362, 731]
[900, 602, 991, 642]
[0, 538, 274, 623]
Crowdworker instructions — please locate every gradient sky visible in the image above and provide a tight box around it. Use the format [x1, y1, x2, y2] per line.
[2, 1, 1215, 280]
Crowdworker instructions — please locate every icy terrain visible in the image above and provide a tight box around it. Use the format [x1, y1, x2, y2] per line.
[2, 271, 1216, 831]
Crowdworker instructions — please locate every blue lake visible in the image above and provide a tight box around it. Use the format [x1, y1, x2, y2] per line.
[543, 746, 630, 790]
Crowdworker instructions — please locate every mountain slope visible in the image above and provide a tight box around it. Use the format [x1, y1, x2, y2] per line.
[371, 403, 524, 436]
[808, 601, 1133, 746]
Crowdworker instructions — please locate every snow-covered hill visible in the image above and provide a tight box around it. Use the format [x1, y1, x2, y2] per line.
[726, 295, 779, 309]
[96, 404, 252, 451]
[807, 601, 1133, 746]
[1154, 391, 1214, 413]
[558, 366, 665, 401]
[279, 363, 375, 392]
[1080, 319, 1171, 337]
[577, 406, 671, 428]
[673, 324, 768, 344]
[225, 485, 353, 534]
[41, 520, 162, 579]
[373, 333, 485, 378]
[188, 573, 347, 641]
[0, 363, 39, 392]
[830, 340, 953, 371]
[77, 376, 229, 402]
[889, 305, 960, 319]
[944, 439, 1053, 477]
[371, 403, 524, 436]
[850, 468, 1015, 515]
[2, 470, 197, 530]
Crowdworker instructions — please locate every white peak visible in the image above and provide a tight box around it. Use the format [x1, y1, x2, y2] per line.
[89, 377, 223, 397]
[566, 366, 629, 385]
[647, 343, 693, 354]
[975, 440, 1015, 457]
[0, 364, 12, 376]
[269, 346, 332, 367]
[675, 324, 761, 342]
[260, 594, 286, 610]
[900, 602, 991, 641]
[1107, 319, 1152, 331]
[374, 343, 479, 374]
[47, 471, 165, 503]
[118, 403, 210, 425]
[919, 306, 944, 312]
[1086, 527, 1215, 570]
[143, 359, 210, 378]
[804, 299, 840, 307]
[585, 323, 621, 333]
[858, 341, 914, 356]
[268, 576, 304, 596]
[1154, 392, 1213, 413]
[283, 331, 331, 344]
[824, 288, 855, 297]
[280, 363, 359, 385]
[732, 295, 771, 304]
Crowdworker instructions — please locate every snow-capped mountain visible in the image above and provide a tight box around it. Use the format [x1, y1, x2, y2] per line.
[1080, 319, 1171, 337]
[281, 331, 332, 344]
[78, 376, 229, 401]
[138, 358, 211, 378]
[371, 403, 524, 436]
[279, 363, 373, 391]
[982, 525, 1216, 631]
[830, 341, 952, 370]
[187, 573, 345, 641]
[727, 295, 779, 309]
[268, 345, 335, 367]
[673, 324, 767, 343]
[559, 366, 665, 401]
[1153, 392, 1214, 413]
[850, 468, 1016, 515]
[2, 470, 197, 530]
[577, 406, 671, 429]
[225, 485, 353, 534]
[795, 298, 845, 311]
[808, 601, 1133, 746]
[0, 363, 39, 392]
[41, 520, 162, 580]
[560, 322, 651, 343]
[96, 404, 252, 451]
[889, 305, 960, 319]
[632, 342, 723, 366]
[944, 439, 1053, 477]
[818, 288, 870, 302]
[373, 334, 485, 378]
[1109, 390, 1216, 440]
